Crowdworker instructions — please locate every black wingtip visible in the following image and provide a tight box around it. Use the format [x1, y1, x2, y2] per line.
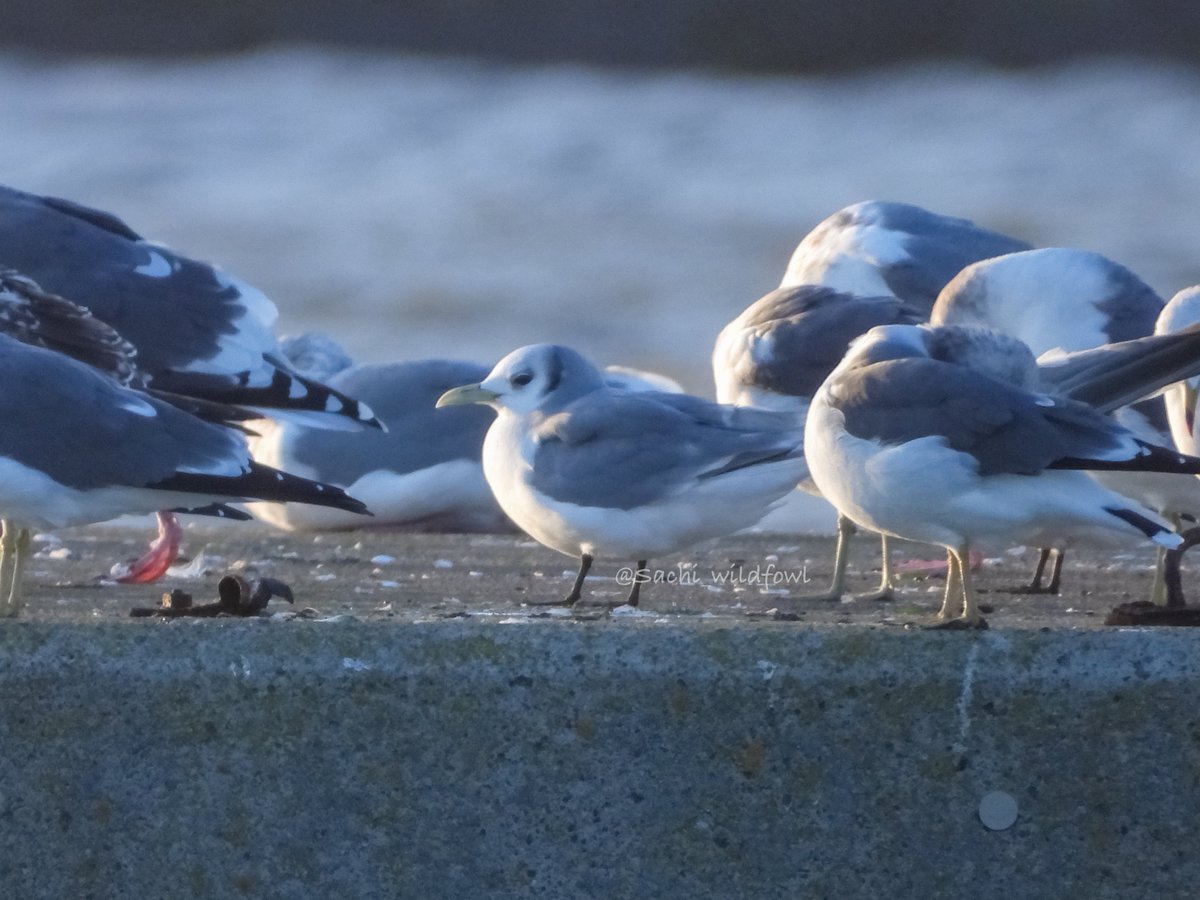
[151, 365, 385, 431]
[168, 503, 254, 521]
[153, 462, 373, 516]
[1052, 441, 1200, 475]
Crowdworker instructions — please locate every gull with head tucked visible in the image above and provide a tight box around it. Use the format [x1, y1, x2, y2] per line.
[438, 344, 807, 607]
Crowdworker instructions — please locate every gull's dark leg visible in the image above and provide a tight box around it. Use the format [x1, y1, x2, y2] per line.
[1162, 527, 1200, 609]
[626, 560, 648, 607]
[565, 554, 594, 605]
[1003, 547, 1063, 595]
[525, 553, 593, 606]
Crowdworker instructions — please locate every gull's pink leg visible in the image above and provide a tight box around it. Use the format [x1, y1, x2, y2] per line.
[115, 511, 183, 584]
[894, 549, 985, 576]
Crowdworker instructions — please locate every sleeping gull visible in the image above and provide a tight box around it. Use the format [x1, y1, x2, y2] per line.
[0, 334, 371, 616]
[932, 246, 1172, 594]
[805, 323, 1200, 628]
[780, 200, 1030, 314]
[251, 359, 510, 533]
[437, 344, 805, 607]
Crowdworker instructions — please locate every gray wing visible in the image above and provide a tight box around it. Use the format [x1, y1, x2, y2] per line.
[0, 269, 140, 385]
[0, 184, 266, 377]
[529, 390, 803, 509]
[0, 335, 250, 490]
[867, 203, 1033, 311]
[1037, 324, 1200, 413]
[0, 185, 380, 428]
[0, 335, 369, 512]
[831, 357, 1150, 476]
[287, 360, 493, 485]
[731, 286, 921, 399]
[792, 202, 1031, 314]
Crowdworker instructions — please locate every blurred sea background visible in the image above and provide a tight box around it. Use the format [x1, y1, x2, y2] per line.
[2, 4, 1200, 393]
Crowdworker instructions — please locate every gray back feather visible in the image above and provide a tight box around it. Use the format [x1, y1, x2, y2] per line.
[734, 286, 921, 398]
[831, 356, 1131, 476]
[529, 390, 803, 509]
[0, 184, 264, 376]
[0, 335, 247, 489]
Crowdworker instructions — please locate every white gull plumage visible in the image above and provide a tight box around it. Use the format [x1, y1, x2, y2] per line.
[438, 344, 805, 607]
[806, 323, 1200, 627]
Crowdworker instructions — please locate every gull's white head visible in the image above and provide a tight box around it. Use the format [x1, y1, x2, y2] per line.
[834, 323, 930, 376]
[437, 343, 606, 414]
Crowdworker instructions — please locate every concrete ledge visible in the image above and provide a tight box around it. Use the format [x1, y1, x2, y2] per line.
[1, 621, 1197, 897]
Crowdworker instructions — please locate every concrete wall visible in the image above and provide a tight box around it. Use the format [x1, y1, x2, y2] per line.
[0, 621, 1196, 898]
[1, 1, 1198, 71]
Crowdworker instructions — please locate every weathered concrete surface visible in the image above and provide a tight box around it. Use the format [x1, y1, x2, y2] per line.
[1, 619, 1199, 897]
[2, 526, 1200, 897]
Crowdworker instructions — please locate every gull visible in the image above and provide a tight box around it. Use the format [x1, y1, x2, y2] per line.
[250, 335, 684, 534]
[0, 334, 371, 616]
[780, 200, 1030, 313]
[0, 184, 381, 428]
[0, 269, 265, 582]
[251, 359, 511, 534]
[713, 284, 921, 600]
[805, 323, 1200, 628]
[932, 247, 1172, 594]
[0, 185, 385, 580]
[715, 201, 1030, 600]
[437, 344, 806, 607]
[1158, 287, 1200, 452]
[1153, 286, 1200, 602]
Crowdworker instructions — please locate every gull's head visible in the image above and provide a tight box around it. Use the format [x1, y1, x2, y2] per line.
[436, 343, 605, 414]
[834, 323, 930, 375]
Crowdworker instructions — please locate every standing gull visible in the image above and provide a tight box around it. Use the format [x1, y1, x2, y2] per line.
[715, 201, 1030, 600]
[438, 344, 806, 607]
[932, 247, 1171, 594]
[0, 184, 384, 579]
[0, 334, 371, 616]
[0, 269, 262, 582]
[806, 324, 1200, 628]
[1153, 286, 1200, 603]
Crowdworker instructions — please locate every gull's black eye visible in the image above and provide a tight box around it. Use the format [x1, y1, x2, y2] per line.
[511, 372, 533, 387]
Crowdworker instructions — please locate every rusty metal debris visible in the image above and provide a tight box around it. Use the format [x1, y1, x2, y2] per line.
[130, 575, 294, 618]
